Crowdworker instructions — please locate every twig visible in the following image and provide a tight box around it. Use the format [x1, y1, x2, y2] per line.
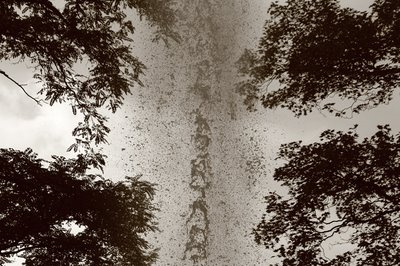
[0, 69, 42, 106]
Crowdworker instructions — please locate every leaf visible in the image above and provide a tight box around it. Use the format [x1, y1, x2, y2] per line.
[50, 94, 59, 106]
[66, 144, 76, 152]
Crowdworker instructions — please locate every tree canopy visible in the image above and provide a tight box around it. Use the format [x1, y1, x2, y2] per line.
[237, 0, 400, 117]
[0, 0, 177, 165]
[0, 2, 175, 264]
[0, 148, 156, 265]
[254, 126, 400, 265]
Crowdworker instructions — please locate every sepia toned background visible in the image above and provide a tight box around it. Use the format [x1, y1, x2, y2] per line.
[1, 0, 399, 265]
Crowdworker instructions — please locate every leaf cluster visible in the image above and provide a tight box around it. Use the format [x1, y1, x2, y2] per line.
[0, 0, 177, 165]
[238, 0, 400, 117]
[0, 148, 157, 265]
[254, 126, 400, 265]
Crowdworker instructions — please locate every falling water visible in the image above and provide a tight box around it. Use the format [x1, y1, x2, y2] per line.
[104, 0, 286, 265]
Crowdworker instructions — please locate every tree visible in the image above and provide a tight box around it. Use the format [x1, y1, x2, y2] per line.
[0, 148, 157, 265]
[237, 0, 400, 117]
[0, 2, 174, 263]
[254, 125, 400, 265]
[0, 0, 177, 166]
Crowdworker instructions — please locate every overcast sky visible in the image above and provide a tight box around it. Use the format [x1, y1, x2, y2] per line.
[0, 63, 80, 161]
[0, 0, 383, 160]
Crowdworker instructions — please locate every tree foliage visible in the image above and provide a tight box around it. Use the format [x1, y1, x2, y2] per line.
[238, 0, 400, 117]
[0, 0, 177, 165]
[0, 148, 157, 265]
[254, 126, 400, 265]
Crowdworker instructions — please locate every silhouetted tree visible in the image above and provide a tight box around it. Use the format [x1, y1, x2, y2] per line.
[0, 2, 176, 264]
[237, 0, 400, 117]
[0, 0, 177, 166]
[0, 148, 156, 265]
[240, 0, 400, 265]
[254, 125, 400, 265]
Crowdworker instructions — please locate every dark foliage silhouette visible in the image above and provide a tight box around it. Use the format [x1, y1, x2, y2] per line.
[0, 0, 177, 167]
[254, 126, 400, 265]
[0, 148, 156, 265]
[0, 1, 176, 264]
[237, 0, 400, 117]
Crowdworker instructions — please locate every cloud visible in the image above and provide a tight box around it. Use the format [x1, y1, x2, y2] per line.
[0, 78, 42, 120]
[339, 0, 374, 11]
[0, 78, 81, 160]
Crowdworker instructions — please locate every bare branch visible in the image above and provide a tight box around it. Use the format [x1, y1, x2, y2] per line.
[0, 69, 43, 106]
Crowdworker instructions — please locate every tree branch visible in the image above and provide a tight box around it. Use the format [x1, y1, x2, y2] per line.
[0, 244, 38, 257]
[370, 66, 400, 76]
[0, 70, 42, 106]
[22, 0, 69, 25]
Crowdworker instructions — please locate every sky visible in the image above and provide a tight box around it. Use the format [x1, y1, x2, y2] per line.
[0, 0, 381, 161]
[340, 0, 373, 10]
[0, 2, 381, 159]
[0, 67, 80, 160]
